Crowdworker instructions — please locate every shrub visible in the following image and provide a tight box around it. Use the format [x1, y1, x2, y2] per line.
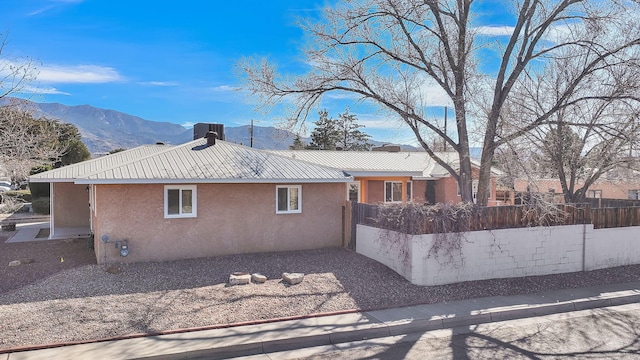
[0, 195, 25, 214]
[32, 197, 51, 215]
[29, 182, 50, 198]
[4, 190, 32, 203]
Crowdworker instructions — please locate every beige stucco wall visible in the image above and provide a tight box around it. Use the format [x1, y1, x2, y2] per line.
[412, 180, 427, 203]
[93, 182, 346, 264]
[53, 182, 90, 227]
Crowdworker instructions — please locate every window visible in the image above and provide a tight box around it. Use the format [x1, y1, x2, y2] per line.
[276, 185, 302, 214]
[384, 181, 410, 203]
[587, 190, 602, 199]
[629, 190, 640, 200]
[458, 180, 491, 202]
[164, 185, 197, 218]
[347, 182, 360, 202]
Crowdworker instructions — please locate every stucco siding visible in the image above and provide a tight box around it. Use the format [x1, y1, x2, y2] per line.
[93, 183, 345, 264]
[367, 180, 384, 203]
[53, 182, 90, 227]
[412, 180, 427, 203]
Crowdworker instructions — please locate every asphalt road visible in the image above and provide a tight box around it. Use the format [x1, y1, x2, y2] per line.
[292, 303, 640, 359]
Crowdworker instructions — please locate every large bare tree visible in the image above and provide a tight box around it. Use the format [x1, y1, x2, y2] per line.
[0, 33, 36, 100]
[0, 105, 65, 180]
[239, 0, 640, 205]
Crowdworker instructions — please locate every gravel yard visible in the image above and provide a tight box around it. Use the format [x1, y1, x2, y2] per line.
[2, 238, 640, 351]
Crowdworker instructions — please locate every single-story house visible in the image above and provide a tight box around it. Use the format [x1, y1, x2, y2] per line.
[269, 150, 502, 206]
[30, 133, 352, 264]
[499, 176, 640, 204]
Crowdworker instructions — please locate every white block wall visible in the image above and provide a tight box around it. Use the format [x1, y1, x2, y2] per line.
[356, 224, 640, 286]
[584, 226, 640, 270]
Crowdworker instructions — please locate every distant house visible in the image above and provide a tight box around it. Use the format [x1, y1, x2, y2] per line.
[30, 132, 351, 264]
[504, 176, 640, 203]
[269, 150, 503, 206]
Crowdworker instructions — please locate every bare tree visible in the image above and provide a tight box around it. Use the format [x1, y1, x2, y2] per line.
[0, 105, 65, 180]
[239, 0, 640, 205]
[0, 33, 36, 100]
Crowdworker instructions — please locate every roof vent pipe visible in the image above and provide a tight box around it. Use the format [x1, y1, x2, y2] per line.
[205, 131, 218, 146]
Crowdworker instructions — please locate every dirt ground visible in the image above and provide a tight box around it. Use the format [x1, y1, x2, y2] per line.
[0, 232, 97, 294]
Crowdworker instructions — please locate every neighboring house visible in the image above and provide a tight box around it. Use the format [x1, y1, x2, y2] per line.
[30, 133, 352, 264]
[269, 150, 502, 206]
[505, 177, 640, 203]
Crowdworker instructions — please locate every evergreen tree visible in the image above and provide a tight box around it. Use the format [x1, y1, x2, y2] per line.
[335, 109, 372, 151]
[289, 134, 306, 150]
[307, 109, 340, 150]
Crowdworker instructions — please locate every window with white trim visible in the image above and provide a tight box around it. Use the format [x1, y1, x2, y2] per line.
[587, 189, 602, 198]
[276, 185, 302, 214]
[164, 185, 197, 218]
[347, 181, 360, 202]
[458, 180, 491, 202]
[384, 181, 411, 203]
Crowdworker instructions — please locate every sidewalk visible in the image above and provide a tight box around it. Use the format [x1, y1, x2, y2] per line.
[4, 281, 640, 360]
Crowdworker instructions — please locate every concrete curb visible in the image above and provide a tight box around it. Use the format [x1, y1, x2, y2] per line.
[6, 289, 639, 360]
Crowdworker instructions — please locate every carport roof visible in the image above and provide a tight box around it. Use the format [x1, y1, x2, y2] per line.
[30, 139, 352, 184]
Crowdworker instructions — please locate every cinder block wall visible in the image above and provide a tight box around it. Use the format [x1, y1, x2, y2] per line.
[357, 224, 640, 286]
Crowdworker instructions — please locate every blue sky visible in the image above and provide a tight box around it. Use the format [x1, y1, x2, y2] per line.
[0, 0, 514, 144]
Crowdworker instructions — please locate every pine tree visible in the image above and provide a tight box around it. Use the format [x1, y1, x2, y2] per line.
[335, 109, 372, 151]
[289, 133, 306, 150]
[307, 109, 340, 150]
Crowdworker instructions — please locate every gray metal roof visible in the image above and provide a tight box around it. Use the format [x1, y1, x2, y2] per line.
[32, 139, 351, 184]
[268, 150, 460, 178]
[269, 150, 502, 178]
[29, 145, 171, 182]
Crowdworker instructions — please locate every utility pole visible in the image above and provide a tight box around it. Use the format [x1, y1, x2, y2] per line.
[250, 119, 254, 148]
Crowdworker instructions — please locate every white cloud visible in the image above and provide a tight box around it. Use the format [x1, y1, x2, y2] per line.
[37, 64, 124, 84]
[21, 85, 70, 96]
[474, 26, 516, 36]
[181, 122, 195, 128]
[475, 23, 576, 43]
[208, 85, 237, 92]
[27, 0, 83, 16]
[139, 81, 179, 87]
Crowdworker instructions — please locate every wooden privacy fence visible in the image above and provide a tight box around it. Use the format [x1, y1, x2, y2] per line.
[585, 198, 640, 208]
[591, 207, 640, 229]
[346, 201, 640, 239]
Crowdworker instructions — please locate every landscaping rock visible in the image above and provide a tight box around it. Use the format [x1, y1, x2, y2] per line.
[8, 260, 21, 267]
[229, 272, 251, 286]
[251, 273, 267, 283]
[282, 272, 304, 285]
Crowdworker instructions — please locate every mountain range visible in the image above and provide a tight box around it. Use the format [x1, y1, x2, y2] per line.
[1, 98, 419, 154]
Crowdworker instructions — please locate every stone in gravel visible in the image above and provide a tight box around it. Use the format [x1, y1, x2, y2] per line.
[8, 260, 21, 267]
[282, 272, 304, 285]
[229, 272, 251, 285]
[105, 265, 121, 274]
[251, 273, 267, 283]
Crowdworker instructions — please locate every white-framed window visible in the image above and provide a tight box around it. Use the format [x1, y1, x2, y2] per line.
[587, 189, 602, 199]
[276, 185, 302, 214]
[629, 190, 640, 200]
[458, 180, 491, 202]
[385, 181, 411, 203]
[347, 181, 360, 202]
[164, 185, 197, 218]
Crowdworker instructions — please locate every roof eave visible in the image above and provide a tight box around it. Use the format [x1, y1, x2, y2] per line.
[346, 170, 423, 177]
[74, 177, 353, 185]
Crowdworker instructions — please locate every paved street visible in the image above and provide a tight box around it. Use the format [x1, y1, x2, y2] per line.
[289, 303, 640, 360]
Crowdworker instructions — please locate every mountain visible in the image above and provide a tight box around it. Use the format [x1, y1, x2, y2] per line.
[1, 98, 419, 153]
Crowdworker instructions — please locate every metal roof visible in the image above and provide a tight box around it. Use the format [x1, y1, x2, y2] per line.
[29, 145, 171, 182]
[268, 150, 460, 178]
[31, 139, 351, 184]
